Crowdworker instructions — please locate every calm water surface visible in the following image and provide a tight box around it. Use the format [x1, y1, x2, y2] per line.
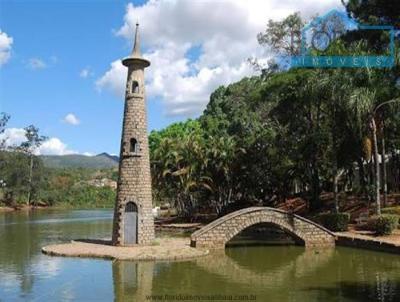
[1, 210, 400, 302]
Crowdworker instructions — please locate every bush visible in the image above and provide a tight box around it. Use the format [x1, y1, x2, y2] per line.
[381, 208, 400, 229]
[371, 215, 399, 235]
[317, 213, 350, 232]
[381, 206, 400, 216]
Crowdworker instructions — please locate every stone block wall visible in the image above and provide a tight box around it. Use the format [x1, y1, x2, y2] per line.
[112, 62, 155, 246]
[191, 207, 335, 249]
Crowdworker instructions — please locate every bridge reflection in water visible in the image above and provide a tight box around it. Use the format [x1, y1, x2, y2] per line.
[110, 247, 334, 301]
[195, 247, 335, 288]
[111, 245, 400, 302]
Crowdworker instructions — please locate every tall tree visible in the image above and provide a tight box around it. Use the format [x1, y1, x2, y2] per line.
[257, 12, 304, 55]
[0, 112, 10, 150]
[252, 12, 304, 74]
[19, 125, 47, 205]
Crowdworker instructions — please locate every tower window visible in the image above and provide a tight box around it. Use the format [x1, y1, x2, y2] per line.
[125, 201, 138, 213]
[131, 81, 139, 93]
[130, 138, 139, 153]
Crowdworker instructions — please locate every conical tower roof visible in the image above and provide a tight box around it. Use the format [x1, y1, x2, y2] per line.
[122, 22, 150, 67]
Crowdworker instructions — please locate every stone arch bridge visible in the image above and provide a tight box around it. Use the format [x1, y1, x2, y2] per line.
[191, 207, 336, 249]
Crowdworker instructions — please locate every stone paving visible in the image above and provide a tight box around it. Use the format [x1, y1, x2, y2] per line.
[42, 237, 208, 261]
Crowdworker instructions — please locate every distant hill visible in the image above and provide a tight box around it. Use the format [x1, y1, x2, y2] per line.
[41, 152, 119, 169]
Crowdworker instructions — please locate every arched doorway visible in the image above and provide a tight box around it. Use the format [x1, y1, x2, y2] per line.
[124, 202, 138, 245]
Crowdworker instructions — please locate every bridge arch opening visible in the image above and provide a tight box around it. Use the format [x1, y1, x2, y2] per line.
[226, 222, 305, 248]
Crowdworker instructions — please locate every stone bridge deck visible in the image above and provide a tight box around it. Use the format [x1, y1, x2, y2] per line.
[191, 207, 336, 249]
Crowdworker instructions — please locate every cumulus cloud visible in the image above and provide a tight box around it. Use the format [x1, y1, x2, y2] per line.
[39, 138, 76, 155]
[1, 128, 26, 147]
[96, 60, 127, 95]
[63, 113, 80, 125]
[27, 58, 47, 69]
[0, 128, 76, 155]
[80, 67, 93, 78]
[97, 0, 341, 116]
[0, 29, 13, 66]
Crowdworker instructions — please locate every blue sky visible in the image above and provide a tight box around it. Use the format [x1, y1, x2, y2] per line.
[0, 0, 341, 155]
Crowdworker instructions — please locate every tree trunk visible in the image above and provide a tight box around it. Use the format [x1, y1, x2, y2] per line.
[381, 135, 387, 208]
[333, 172, 339, 213]
[333, 169, 344, 214]
[357, 158, 366, 195]
[27, 155, 33, 206]
[310, 162, 321, 212]
[371, 118, 381, 215]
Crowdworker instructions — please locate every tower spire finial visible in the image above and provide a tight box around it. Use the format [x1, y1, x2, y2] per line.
[122, 21, 150, 68]
[132, 21, 141, 58]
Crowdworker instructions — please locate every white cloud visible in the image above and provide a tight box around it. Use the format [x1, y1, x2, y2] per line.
[38, 138, 76, 155]
[0, 128, 76, 155]
[63, 113, 80, 125]
[1, 128, 26, 147]
[0, 29, 13, 66]
[27, 58, 47, 69]
[82, 152, 95, 156]
[97, 0, 342, 116]
[96, 60, 127, 95]
[80, 67, 93, 78]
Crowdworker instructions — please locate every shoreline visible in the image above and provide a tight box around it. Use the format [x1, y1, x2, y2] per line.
[5, 206, 400, 256]
[0, 205, 114, 212]
[42, 237, 209, 261]
[336, 229, 400, 255]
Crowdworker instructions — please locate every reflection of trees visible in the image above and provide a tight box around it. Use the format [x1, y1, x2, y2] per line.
[194, 247, 400, 301]
[110, 246, 400, 302]
[0, 210, 112, 296]
[195, 247, 334, 287]
[0, 211, 40, 295]
[112, 261, 154, 302]
[306, 248, 400, 302]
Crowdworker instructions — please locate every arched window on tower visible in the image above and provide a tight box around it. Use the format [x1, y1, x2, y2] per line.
[125, 201, 138, 213]
[130, 138, 139, 154]
[131, 81, 139, 93]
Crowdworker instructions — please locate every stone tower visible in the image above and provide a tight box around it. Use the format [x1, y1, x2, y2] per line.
[112, 23, 155, 246]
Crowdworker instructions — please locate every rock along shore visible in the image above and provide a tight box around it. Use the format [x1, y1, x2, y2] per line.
[42, 237, 208, 261]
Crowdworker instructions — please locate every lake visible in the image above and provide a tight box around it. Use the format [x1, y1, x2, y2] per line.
[1, 209, 400, 301]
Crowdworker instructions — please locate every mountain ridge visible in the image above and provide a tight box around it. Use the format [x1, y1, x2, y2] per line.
[40, 152, 119, 169]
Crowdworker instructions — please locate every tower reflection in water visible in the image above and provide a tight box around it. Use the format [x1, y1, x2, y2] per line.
[112, 261, 154, 301]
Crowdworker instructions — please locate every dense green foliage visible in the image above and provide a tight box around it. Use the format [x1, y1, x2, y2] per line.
[373, 214, 399, 235]
[38, 167, 116, 208]
[0, 150, 116, 208]
[344, 0, 400, 27]
[149, 66, 400, 216]
[316, 213, 350, 232]
[148, 3, 400, 217]
[382, 206, 400, 216]
[0, 112, 117, 208]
